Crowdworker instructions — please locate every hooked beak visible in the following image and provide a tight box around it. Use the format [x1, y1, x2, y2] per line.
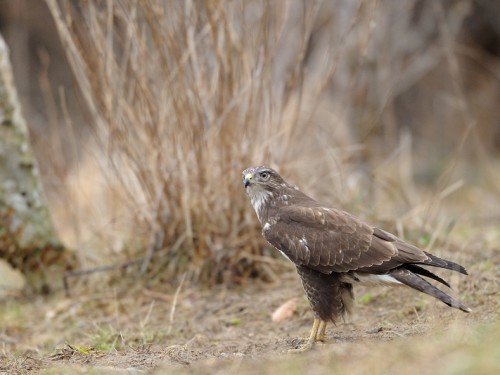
[243, 173, 253, 188]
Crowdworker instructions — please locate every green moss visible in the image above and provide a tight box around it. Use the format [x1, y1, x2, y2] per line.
[358, 293, 374, 305]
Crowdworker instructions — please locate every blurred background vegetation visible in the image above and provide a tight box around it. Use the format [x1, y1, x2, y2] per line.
[0, 0, 499, 291]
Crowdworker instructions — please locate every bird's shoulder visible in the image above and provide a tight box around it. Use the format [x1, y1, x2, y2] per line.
[272, 203, 368, 233]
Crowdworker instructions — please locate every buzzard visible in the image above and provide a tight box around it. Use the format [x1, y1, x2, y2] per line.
[242, 166, 470, 352]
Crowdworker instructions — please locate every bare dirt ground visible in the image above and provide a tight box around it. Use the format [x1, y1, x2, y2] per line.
[1, 238, 498, 374]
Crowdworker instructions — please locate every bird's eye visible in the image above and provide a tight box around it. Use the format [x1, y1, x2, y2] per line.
[260, 171, 270, 180]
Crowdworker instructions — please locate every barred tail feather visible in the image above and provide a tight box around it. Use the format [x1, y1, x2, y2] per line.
[404, 264, 451, 288]
[390, 269, 471, 313]
[421, 252, 469, 275]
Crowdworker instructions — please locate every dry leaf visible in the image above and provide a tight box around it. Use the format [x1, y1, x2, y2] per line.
[271, 297, 299, 323]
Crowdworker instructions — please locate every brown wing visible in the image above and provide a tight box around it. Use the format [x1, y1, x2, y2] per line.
[263, 205, 428, 274]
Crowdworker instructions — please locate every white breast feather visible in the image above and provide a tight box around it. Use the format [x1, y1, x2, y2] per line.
[250, 191, 273, 220]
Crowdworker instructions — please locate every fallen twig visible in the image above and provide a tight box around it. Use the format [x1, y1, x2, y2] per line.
[62, 258, 143, 296]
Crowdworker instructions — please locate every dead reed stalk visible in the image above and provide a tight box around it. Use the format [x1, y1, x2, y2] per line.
[44, 0, 477, 286]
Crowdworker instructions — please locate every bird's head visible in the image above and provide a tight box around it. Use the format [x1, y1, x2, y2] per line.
[242, 166, 285, 195]
[243, 166, 308, 221]
[242, 166, 287, 219]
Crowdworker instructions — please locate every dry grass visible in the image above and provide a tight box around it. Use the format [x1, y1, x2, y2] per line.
[44, 0, 338, 284]
[42, 0, 364, 284]
[40, 0, 497, 288]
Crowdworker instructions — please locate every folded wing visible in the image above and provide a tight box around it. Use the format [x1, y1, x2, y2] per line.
[263, 205, 436, 274]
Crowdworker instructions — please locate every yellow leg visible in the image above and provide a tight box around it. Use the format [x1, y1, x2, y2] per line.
[288, 318, 321, 353]
[316, 320, 327, 342]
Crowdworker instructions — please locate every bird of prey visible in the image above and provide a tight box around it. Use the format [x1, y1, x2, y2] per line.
[242, 166, 471, 352]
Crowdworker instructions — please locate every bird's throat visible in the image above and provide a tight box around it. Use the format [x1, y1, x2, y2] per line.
[250, 190, 273, 222]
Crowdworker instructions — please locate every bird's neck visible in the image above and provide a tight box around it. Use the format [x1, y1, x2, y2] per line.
[251, 185, 311, 225]
[250, 190, 274, 224]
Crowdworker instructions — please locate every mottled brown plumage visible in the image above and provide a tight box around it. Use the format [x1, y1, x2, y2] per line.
[242, 166, 470, 352]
